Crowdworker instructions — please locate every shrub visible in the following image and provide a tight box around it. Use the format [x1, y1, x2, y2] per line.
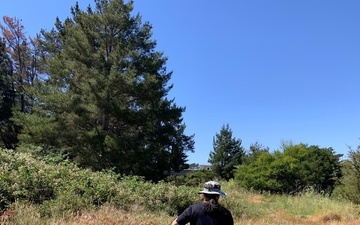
[166, 170, 216, 187]
[0, 147, 216, 218]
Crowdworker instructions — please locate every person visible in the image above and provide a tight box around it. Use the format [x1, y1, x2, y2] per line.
[171, 181, 234, 225]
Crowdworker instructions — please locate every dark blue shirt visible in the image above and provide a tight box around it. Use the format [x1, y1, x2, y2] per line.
[176, 203, 234, 225]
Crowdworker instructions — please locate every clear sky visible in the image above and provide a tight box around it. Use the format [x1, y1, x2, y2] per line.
[2, 0, 360, 165]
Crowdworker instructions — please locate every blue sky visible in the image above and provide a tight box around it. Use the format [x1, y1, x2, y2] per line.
[2, 0, 360, 165]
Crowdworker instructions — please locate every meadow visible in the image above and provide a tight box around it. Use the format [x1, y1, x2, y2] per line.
[1, 149, 360, 225]
[2, 181, 360, 225]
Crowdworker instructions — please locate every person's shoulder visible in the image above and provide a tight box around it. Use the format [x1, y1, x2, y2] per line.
[188, 202, 204, 211]
[191, 202, 204, 208]
[222, 207, 233, 215]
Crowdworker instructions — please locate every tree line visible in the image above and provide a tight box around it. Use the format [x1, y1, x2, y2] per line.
[207, 124, 360, 201]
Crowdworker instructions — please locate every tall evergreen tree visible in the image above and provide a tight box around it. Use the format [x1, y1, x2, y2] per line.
[0, 16, 41, 149]
[0, 38, 17, 148]
[18, 0, 194, 181]
[0, 16, 37, 114]
[208, 124, 244, 180]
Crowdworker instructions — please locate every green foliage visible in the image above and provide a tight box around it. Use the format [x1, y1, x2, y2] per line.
[0, 148, 118, 215]
[166, 169, 216, 187]
[15, 143, 68, 163]
[37, 168, 120, 217]
[243, 142, 270, 165]
[208, 124, 245, 180]
[218, 180, 246, 218]
[0, 149, 57, 209]
[3, 148, 360, 224]
[15, 0, 194, 181]
[0, 36, 18, 149]
[333, 145, 360, 204]
[235, 151, 282, 192]
[0, 16, 42, 149]
[112, 176, 199, 216]
[5, 185, 360, 225]
[235, 142, 342, 194]
[0, 147, 200, 217]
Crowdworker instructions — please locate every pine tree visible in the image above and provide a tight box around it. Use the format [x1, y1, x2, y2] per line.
[18, 0, 194, 180]
[208, 124, 244, 180]
[0, 16, 41, 149]
[0, 38, 17, 148]
[0, 16, 38, 113]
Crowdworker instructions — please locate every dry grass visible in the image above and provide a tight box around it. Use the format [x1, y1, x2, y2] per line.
[238, 211, 360, 225]
[2, 183, 360, 225]
[1, 204, 172, 225]
[2, 202, 360, 225]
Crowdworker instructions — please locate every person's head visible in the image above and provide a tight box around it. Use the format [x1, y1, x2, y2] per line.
[198, 181, 226, 198]
[198, 181, 226, 212]
[202, 193, 220, 202]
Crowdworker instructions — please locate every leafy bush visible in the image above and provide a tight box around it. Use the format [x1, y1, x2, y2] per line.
[0, 148, 119, 216]
[235, 143, 342, 194]
[166, 170, 216, 187]
[113, 176, 199, 215]
[332, 147, 360, 204]
[0, 148, 201, 217]
[0, 149, 57, 209]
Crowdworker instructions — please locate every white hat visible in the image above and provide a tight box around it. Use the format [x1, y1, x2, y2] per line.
[198, 181, 226, 196]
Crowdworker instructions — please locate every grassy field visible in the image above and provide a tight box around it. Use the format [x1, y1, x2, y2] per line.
[2, 149, 360, 224]
[2, 183, 360, 225]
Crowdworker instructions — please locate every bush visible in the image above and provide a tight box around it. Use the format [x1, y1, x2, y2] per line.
[235, 143, 342, 194]
[0, 147, 209, 218]
[166, 170, 216, 187]
[0, 148, 120, 216]
[0, 149, 57, 209]
[113, 176, 199, 215]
